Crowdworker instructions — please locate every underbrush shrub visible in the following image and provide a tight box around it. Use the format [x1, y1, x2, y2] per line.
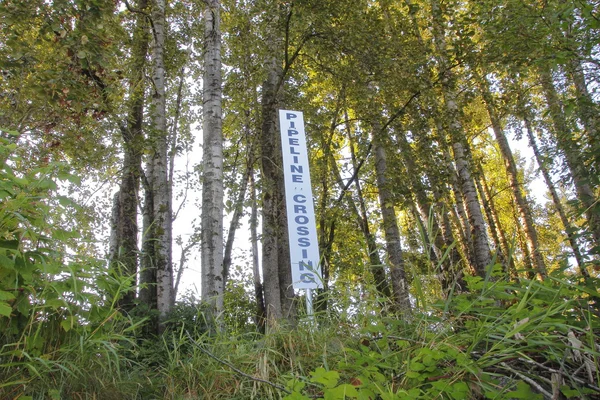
[282, 272, 600, 399]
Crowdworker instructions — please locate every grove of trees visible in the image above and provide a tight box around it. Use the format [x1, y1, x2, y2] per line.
[1, 0, 599, 398]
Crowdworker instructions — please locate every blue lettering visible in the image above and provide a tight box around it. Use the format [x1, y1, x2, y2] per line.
[294, 204, 307, 214]
[286, 113, 297, 120]
[297, 226, 309, 236]
[292, 174, 303, 183]
[300, 273, 316, 283]
[299, 260, 313, 271]
[299, 237, 310, 247]
[291, 165, 303, 174]
[295, 215, 309, 224]
[293, 194, 306, 203]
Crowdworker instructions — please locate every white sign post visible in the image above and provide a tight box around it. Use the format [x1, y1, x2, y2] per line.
[278, 110, 322, 317]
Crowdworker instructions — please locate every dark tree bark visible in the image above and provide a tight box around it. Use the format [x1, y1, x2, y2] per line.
[260, 37, 296, 327]
[250, 172, 266, 333]
[108, 0, 148, 312]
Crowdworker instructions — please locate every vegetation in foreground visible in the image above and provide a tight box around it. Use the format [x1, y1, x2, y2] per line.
[1, 265, 599, 399]
[1, 135, 599, 399]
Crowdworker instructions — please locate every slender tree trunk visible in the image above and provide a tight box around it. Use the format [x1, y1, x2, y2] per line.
[478, 167, 517, 278]
[149, 0, 172, 331]
[344, 119, 391, 299]
[250, 173, 266, 333]
[452, 142, 492, 276]
[565, 48, 600, 164]
[396, 131, 443, 266]
[201, 0, 225, 328]
[523, 116, 588, 277]
[260, 61, 283, 325]
[442, 142, 476, 270]
[108, 0, 148, 311]
[431, 184, 465, 292]
[222, 164, 250, 286]
[539, 66, 600, 247]
[477, 75, 546, 279]
[404, 0, 465, 288]
[315, 113, 340, 313]
[327, 146, 390, 299]
[474, 172, 504, 265]
[372, 124, 411, 315]
[431, 0, 492, 276]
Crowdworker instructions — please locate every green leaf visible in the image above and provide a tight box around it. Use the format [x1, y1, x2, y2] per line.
[0, 254, 15, 269]
[0, 240, 19, 250]
[286, 378, 306, 392]
[325, 384, 359, 399]
[60, 317, 72, 332]
[410, 361, 425, 371]
[561, 386, 582, 398]
[0, 301, 12, 317]
[311, 367, 340, 389]
[0, 290, 16, 301]
[506, 381, 542, 399]
[450, 382, 469, 399]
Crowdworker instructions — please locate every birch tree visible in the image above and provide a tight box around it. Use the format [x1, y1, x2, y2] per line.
[430, 0, 492, 276]
[147, 0, 173, 331]
[201, 0, 224, 328]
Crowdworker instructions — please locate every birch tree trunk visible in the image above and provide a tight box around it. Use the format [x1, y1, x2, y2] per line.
[477, 75, 546, 279]
[149, 0, 172, 331]
[431, 0, 492, 276]
[478, 167, 517, 279]
[474, 172, 504, 266]
[201, 0, 225, 327]
[567, 58, 600, 153]
[372, 124, 411, 315]
[442, 133, 476, 271]
[396, 131, 444, 266]
[539, 67, 600, 247]
[344, 120, 390, 299]
[523, 115, 587, 277]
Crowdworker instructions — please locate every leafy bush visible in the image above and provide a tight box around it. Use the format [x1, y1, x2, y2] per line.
[0, 138, 143, 399]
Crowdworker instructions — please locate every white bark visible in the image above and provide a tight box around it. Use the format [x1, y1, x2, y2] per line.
[201, 0, 224, 327]
[477, 75, 547, 279]
[431, 0, 492, 276]
[150, 0, 173, 329]
[539, 67, 600, 247]
[372, 126, 411, 314]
